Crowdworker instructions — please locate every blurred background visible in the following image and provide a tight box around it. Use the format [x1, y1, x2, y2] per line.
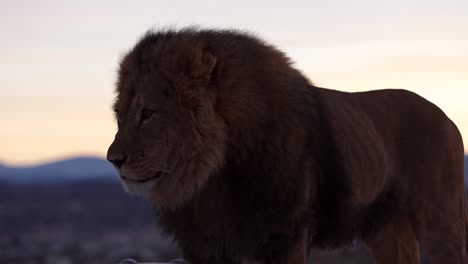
[1, 0, 467, 263]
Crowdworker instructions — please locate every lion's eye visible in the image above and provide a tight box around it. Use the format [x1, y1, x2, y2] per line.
[141, 109, 154, 122]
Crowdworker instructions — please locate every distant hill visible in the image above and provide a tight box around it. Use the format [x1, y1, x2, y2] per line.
[465, 156, 468, 181]
[0, 157, 117, 184]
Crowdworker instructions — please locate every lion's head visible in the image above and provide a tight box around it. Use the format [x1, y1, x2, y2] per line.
[107, 28, 306, 209]
[107, 30, 228, 209]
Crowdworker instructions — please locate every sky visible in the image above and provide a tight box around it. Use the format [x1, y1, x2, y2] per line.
[1, 0, 467, 166]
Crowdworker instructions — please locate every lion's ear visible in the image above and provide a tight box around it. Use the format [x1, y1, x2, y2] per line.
[190, 48, 217, 81]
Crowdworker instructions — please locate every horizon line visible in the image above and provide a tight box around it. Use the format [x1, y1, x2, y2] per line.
[2, 152, 468, 169]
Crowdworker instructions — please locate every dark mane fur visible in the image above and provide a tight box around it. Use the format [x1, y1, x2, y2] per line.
[130, 28, 396, 258]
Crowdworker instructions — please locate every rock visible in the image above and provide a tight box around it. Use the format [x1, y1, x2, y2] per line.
[119, 259, 138, 264]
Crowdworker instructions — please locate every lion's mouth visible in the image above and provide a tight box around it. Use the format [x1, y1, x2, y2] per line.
[121, 171, 165, 183]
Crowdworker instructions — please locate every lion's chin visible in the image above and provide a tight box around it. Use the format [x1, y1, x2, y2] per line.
[121, 178, 158, 196]
[119, 173, 164, 196]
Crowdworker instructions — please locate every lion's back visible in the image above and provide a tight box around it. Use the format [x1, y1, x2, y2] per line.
[354, 88, 463, 165]
[310, 88, 465, 247]
[319, 87, 464, 206]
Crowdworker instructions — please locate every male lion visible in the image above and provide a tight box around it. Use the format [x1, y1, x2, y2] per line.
[107, 28, 467, 264]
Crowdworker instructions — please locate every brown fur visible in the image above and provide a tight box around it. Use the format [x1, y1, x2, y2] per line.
[107, 28, 467, 264]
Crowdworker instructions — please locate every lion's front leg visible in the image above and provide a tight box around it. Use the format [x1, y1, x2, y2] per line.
[266, 230, 309, 264]
[365, 210, 421, 264]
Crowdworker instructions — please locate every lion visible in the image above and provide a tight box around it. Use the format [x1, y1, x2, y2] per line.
[107, 28, 467, 264]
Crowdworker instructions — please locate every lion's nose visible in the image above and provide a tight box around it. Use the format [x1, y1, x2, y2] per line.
[107, 136, 128, 169]
[107, 155, 127, 169]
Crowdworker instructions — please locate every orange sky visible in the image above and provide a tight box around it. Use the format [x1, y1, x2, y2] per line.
[1, 0, 467, 165]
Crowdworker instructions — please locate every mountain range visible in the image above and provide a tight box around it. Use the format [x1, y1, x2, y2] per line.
[0, 157, 117, 184]
[465, 156, 468, 182]
[0, 156, 467, 184]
